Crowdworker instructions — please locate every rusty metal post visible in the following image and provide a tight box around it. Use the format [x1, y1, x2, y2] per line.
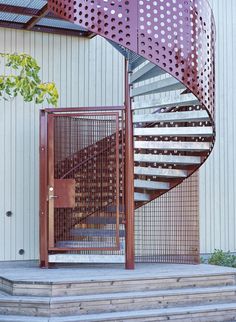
[124, 59, 135, 269]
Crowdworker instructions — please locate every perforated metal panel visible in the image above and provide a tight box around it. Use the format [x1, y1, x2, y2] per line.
[49, 0, 137, 52]
[48, 0, 215, 119]
[137, 0, 215, 117]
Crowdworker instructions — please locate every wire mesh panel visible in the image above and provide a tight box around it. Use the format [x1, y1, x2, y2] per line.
[135, 172, 199, 264]
[49, 112, 122, 251]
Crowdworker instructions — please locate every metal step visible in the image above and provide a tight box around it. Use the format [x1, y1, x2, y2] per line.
[134, 166, 187, 178]
[134, 141, 211, 152]
[134, 179, 169, 190]
[83, 216, 122, 225]
[134, 154, 201, 165]
[49, 254, 125, 263]
[130, 63, 165, 84]
[129, 56, 146, 70]
[133, 110, 209, 124]
[134, 126, 213, 137]
[134, 192, 150, 202]
[131, 77, 185, 97]
[106, 205, 125, 213]
[132, 94, 199, 110]
[71, 229, 125, 237]
[56, 241, 122, 248]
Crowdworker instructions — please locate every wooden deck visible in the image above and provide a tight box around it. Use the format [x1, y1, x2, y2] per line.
[0, 262, 236, 321]
[0, 261, 235, 283]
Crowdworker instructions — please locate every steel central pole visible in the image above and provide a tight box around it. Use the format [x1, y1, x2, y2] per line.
[124, 59, 135, 270]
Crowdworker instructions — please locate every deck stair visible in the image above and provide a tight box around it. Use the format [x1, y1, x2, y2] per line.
[0, 268, 236, 321]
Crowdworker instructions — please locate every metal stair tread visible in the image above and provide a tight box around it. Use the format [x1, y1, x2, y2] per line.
[55, 241, 122, 248]
[134, 192, 150, 201]
[134, 166, 187, 178]
[134, 126, 213, 137]
[134, 179, 169, 190]
[134, 154, 201, 165]
[134, 141, 211, 151]
[132, 94, 199, 110]
[82, 216, 123, 224]
[133, 110, 210, 123]
[130, 63, 166, 84]
[131, 77, 186, 97]
[70, 228, 125, 237]
[129, 56, 146, 70]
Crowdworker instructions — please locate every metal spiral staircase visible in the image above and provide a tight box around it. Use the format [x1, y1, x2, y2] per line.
[131, 61, 214, 206]
[43, 0, 215, 268]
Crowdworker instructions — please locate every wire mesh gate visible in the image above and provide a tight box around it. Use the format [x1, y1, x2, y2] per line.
[40, 108, 125, 266]
[40, 107, 200, 267]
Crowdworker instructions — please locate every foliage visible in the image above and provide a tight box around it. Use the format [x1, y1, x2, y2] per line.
[208, 249, 236, 268]
[0, 53, 58, 106]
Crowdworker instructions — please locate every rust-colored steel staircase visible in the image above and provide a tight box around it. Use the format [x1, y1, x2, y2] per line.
[45, 0, 215, 267]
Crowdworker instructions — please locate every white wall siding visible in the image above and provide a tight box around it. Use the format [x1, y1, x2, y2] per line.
[0, 29, 124, 261]
[200, 0, 236, 253]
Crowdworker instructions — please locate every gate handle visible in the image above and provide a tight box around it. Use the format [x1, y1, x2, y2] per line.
[49, 195, 58, 200]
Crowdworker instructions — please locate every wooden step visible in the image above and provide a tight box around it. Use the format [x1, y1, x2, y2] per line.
[44, 303, 236, 321]
[134, 126, 213, 137]
[2, 270, 235, 297]
[133, 110, 209, 123]
[134, 154, 201, 165]
[134, 141, 211, 152]
[1, 285, 236, 318]
[131, 77, 185, 97]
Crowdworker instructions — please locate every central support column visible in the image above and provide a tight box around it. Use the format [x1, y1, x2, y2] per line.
[124, 59, 135, 269]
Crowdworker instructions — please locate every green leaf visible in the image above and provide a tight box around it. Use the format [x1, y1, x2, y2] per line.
[0, 53, 59, 106]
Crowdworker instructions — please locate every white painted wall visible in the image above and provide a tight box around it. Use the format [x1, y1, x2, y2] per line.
[199, 0, 236, 254]
[0, 29, 124, 261]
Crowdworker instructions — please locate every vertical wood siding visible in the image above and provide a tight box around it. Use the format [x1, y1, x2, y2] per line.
[200, 0, 236, 253]
[0, 29, 124, 261]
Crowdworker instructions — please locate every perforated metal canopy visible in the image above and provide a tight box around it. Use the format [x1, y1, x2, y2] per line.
[0, 0, 92, 37]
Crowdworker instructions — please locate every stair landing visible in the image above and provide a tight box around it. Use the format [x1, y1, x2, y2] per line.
[0, 262, 235, 292]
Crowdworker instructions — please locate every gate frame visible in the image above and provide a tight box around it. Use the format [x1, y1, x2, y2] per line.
[39, 105, 135, 268]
